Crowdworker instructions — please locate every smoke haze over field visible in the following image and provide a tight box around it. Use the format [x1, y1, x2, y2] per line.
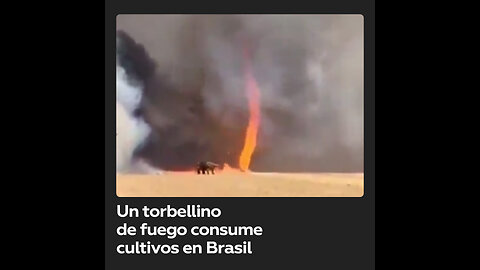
[116, 14, 364, 172]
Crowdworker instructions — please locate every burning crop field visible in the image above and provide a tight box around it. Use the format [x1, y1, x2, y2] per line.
[116, 15, 364, 197]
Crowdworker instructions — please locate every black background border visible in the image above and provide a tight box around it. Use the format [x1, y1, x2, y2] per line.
[106, 1, 375, 269]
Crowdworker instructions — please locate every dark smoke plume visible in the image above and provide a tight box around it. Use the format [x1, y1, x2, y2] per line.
[116, 15, 363, 172]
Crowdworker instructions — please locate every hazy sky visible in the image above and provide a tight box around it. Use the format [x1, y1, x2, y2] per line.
[116, 15, 363, 172]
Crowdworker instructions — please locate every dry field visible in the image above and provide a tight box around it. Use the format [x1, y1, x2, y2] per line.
[117, 171, 363, 197]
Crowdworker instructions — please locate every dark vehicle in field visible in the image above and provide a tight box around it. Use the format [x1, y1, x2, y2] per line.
[197, 161, 220, 175]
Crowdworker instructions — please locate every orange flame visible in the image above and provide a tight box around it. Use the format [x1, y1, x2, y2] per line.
[238, 43, 260, 172]
[221, 163, 241, 173]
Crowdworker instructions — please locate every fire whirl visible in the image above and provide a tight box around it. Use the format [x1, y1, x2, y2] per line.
[238, 43, 261, 172]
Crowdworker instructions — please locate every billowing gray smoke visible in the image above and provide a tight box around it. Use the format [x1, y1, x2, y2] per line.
[116, 32, 161, 174]
[116, 15, 363, 172]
